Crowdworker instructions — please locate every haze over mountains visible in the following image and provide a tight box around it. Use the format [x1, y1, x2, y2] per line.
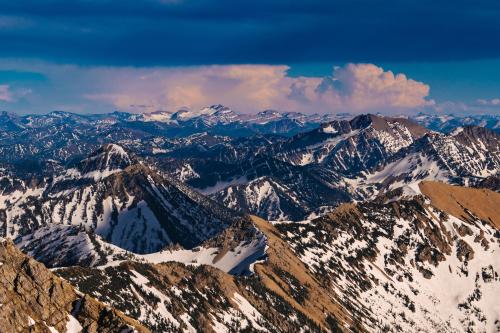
[0, 107, 498, 332]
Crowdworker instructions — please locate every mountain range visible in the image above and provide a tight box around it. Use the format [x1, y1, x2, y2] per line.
[0, 108, 498, 332]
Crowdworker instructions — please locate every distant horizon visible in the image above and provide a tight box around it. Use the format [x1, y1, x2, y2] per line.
[2, 104, 500, 118]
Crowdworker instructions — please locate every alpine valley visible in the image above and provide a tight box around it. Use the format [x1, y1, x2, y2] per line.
[0, 107, 498, 333]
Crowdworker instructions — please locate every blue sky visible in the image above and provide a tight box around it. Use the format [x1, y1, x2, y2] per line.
[0, 0, 499, 115]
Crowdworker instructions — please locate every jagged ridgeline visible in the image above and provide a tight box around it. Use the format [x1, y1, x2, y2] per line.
[180, 114, 500, 221]
[0, 111, 498, 332]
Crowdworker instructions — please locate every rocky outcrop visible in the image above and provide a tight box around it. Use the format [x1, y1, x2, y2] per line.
[0, 239, 149, 333]
[477, 175, 500, 192]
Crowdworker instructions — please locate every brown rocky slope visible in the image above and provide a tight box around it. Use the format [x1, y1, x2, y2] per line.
[0, 239, 149, 333]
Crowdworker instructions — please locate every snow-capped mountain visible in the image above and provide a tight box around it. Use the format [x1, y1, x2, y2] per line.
[0, 106, 340, 158]
[142, 105, 337, 127]
[169, 154, 350, 221]
[14, 182, 496, 333]
[53, 215, 353, 332]
[1, 145, 240, 253]
[275, 182, 500, 332]
[211, 169, 349, 221]
[73, 143, 133, 180]
[139, 110, 176, 123]
[157, 115, 499, 221]
[214, 176, 307, 221]
[1, 109, 495, 169]
[413, 113, 500, 133]
[186, 114, 432, 220]
[347, 125, 500, 199]
[16, 216, 268, 277]
[273, 114, 429, 173]
[0, 109, 499, 332]
[181, 104, 240, 125]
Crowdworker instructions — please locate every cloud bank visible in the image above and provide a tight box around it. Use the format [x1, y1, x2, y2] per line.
[11, 61, 500, 116]
[72, 63, 431, 114]
[0, 61, 428, 114]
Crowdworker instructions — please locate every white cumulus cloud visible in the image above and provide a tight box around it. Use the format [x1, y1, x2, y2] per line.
[83, 63, 432, 114]
[0, 61, 433, 114]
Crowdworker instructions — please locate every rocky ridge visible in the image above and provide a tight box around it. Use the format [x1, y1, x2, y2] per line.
[0, 239, 149, 332]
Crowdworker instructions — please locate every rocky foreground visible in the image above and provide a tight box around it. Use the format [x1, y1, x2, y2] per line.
[0, 239, 149, 333]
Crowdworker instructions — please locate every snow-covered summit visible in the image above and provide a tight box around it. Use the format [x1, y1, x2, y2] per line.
[76, 143, 133, 180]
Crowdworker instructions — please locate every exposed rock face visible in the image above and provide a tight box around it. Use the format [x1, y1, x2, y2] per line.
[13, 183, 499, 333]
[0, 107, 337, 165]
[418, 127, 500, 182]
[456, 239, 475, 262]
[191, 153, 351, 221]
[477, 175, 500, 192]
[0, 239, 149, 333]
[2, 113, 498, 224]
[207, 118, 499, 221]
[212, 173, 349, 221]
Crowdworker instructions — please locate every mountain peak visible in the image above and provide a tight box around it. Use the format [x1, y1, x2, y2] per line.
[141, 110, 174, 122]
[207, 104, 231, 112]
[212, 106, 235, 116]
[349, 113, 379, 128]
[48, 110, 75, 117]
[170, 105, 233, 121]
[350, 113, 428, 138]
[77, 143, 132, 179]
[256, 109, 281, 117]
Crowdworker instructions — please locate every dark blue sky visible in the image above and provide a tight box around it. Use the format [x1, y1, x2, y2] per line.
[2, 0, 500, 65]
[0, 0, 499, 114]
